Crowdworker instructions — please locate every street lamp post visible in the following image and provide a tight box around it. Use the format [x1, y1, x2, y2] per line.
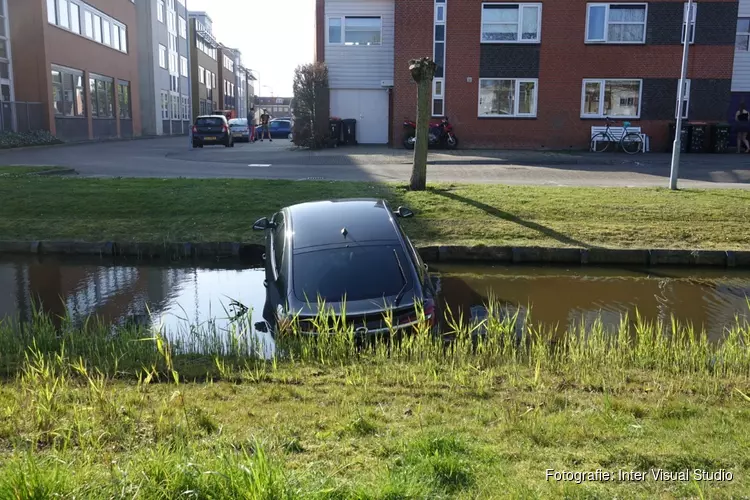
[669, 0, 694, 190]
[185, 0, 193, 150]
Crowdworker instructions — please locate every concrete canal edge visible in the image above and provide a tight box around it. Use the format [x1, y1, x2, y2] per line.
[0, 241, 749, 268]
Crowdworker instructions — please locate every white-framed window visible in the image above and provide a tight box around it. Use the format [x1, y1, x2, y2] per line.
[161, 90, 169, 119]
[736, 18, 750, 51]
[676, 79, 691, 119]
[199, 66, 205, 84]
[112, 24, 121, 51]
[159, 45, 166, 68]
[171, 93, 179, 120]
[48, 1, 127, 53]
[180, 56, 188, 77]
[58, 0, 69, 29]
[70, 3, 80, 33]
[93, 14, 101, 42]
[432, 78, 445, 117]
[84, 10, 92, 38]
[102, 19, 111, 45]
[327, 16, 382, 45]
[581, 79, 642, 118]
[480, 3, 542, 43]
[435, 3, 445, 23]
[478, 78, 538, 117]
[585, 3, 647, 44]
[682, 3, 696, 44]
[179, 16, 186, 38]
[157, 0, 164, 23]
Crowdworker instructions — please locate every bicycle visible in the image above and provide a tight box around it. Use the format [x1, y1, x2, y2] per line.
[590, 118, 643, 155]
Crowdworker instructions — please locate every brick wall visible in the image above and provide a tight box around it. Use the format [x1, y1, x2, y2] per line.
[392, 0, 737, 151]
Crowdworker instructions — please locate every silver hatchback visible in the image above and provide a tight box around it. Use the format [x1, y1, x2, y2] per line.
[228, 118, 251, 142]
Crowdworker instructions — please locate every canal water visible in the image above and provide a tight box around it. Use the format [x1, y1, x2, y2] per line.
[0, 256, 749, 344]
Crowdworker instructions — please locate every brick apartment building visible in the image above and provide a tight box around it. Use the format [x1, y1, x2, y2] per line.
[189, 12, 219, 118]
[10, 0, 140, 141]
[315, 0, 737, 150]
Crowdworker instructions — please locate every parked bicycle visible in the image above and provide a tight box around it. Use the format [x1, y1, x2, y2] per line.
[591, 118, 643, 155]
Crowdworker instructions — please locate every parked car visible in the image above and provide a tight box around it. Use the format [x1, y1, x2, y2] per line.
[256, 118, 292, 140]
[192, 115, 234, 148]
[252, 199, 439, 336]
[228, 118, 251, 142]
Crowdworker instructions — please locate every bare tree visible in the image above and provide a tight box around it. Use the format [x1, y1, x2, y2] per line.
[408, 57, 437, 191]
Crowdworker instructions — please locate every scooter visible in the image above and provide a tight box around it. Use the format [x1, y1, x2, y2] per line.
[403, 116, 458, 150]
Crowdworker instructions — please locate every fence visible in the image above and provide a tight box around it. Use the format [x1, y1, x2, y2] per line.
[0, 101, 46, 133]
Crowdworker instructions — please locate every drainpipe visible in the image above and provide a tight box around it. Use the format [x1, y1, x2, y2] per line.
[185, 0, 193, 149]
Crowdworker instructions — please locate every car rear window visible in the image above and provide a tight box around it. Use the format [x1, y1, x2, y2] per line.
[196, 117, 223, 126]
[293, 246, 413, 303]
[229, 119, 247, 126]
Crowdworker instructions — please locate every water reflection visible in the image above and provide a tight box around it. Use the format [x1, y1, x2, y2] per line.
[0, 257, 749, 348]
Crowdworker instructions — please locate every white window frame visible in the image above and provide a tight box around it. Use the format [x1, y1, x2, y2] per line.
[157, 0, 165, 23]
[477, 78, 538, 118]
[158, 44, 166, 69]
[681, 3, 696, 44]
[480, 3, 542, 44]
[675, 79, 691, 120]
[432, 77, 445, 117]
[179, 16, 187, 38]
[738, 18, 750, 52]
[326, 16, 383, 46]
[180, 56, 188, 77]
[585, 3, 648, 44]
[199, 66, 204, 84]
[580, 78, 643, 119]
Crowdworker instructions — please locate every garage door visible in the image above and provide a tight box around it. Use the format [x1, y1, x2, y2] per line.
[330, 89, 389, 144]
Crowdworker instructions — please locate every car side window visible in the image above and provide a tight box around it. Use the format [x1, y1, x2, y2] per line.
[397, 224, 424, 279]
[272, 213, 285, 279]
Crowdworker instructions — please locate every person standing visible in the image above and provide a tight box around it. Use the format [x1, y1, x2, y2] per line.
[736, 101, 750, 153]
[260, 109, 272, 142]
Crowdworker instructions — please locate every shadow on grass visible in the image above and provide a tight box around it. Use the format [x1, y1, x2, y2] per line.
[427, 187, 589, 248]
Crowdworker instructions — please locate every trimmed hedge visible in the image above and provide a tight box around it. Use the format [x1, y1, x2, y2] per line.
[0, 130, 62, 149]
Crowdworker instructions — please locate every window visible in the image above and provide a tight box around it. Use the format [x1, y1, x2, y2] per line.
[171, 94, 179, 119]
[118, 81, 130, 119]
[161, 91, 169, 119]
[199, 66, 205, 84]
[212, 73, 216, 88]
[119, 26, 127, 52]
[93, 14, 101, 42]
[182, 95, 189, 120]
[478, 79, 537, 117]
[481, 3, 542, 43]
[328, 16, 382, 45]
[89, 74, 114, 118]
[58, 0, 69, 29]
[586, 3, 647, 43]
[682, 3, 696, 44]
[433, 0, 447, 113]
[180, 56, 188, 77]
[581, 79, 642, 118]
[272, 213, 285, 278]
[51, 70, 63, 115]
[70, 3, 80, 34]
[47, 0, 56, 24]
[84, 11, 92, 38]
[159, 45, 166, 68]
[328, 17, 341, 43]
[169, 33, 177, 52]
[157, 0, 165, 23]
[433, 78, 444, 116]
[737, 18, 750, 51]
[102, 19, 110, 45]
[676, 79, 690, 119]
[112, 25, 120, 51]
[179, 16, 186, 38]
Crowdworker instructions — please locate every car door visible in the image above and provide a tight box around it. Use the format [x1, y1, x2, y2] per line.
[269, 212, 287, 309]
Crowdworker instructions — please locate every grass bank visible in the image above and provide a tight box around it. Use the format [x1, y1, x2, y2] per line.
[1, 177, 749, 249]
[0, 305, 749, 498]
[0, 166, 67, 176]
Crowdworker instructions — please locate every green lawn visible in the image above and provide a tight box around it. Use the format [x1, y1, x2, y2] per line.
[0, 166, 67, 176]
[1, 177, 749, 249]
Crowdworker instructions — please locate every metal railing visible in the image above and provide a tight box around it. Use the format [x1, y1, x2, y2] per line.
[0, 101, 46, 133]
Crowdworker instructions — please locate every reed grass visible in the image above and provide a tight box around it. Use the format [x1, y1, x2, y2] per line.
[0, 301, 748, 498]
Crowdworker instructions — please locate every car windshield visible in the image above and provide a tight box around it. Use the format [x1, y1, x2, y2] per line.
[293, 245, 413, 303]
[196, 117, 223, 126]
[228, 119, 247, 126]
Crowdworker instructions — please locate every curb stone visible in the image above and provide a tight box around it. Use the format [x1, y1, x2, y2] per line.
[0, 241, 749, 268]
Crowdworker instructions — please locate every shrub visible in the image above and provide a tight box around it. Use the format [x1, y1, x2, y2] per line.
[0, 130, 62, 149]
[292, 62, 330, 149]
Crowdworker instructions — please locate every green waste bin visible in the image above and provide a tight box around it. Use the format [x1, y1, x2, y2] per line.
[688, 122, 710, 153]
[710, 123, 731, 153]
[668, 122, 690, 153]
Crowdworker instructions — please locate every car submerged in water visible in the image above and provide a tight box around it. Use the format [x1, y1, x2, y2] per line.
[252, 199, 439, 336]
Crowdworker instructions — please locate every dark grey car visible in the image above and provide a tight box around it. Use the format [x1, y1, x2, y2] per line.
[252, 199, 439, 335]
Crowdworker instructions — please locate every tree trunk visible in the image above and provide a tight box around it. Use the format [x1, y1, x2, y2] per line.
[410, 78, 431, 191]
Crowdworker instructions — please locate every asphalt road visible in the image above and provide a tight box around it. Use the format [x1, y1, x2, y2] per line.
[1, 136, 749, 188]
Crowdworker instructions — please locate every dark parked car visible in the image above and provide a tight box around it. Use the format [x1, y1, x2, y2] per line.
[256, 118, 292, 140]
[192, 115, 234, 148]
[252, 199, 439, 336]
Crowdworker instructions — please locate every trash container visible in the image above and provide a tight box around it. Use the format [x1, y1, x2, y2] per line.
[668, 122, 690, 153]
[710, 123, 731, 153]
[688, 122, 710, 153]
[329, 117, 344, 145]
[342, 118, 357, 145]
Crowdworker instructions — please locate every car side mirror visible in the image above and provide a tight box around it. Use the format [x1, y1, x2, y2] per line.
[253, 217, 271, 231]
[394, 206, 414, 218]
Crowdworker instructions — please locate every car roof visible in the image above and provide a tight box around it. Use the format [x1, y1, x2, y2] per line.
[196, 115, 226, 120]
[286, 199, 401, 251]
